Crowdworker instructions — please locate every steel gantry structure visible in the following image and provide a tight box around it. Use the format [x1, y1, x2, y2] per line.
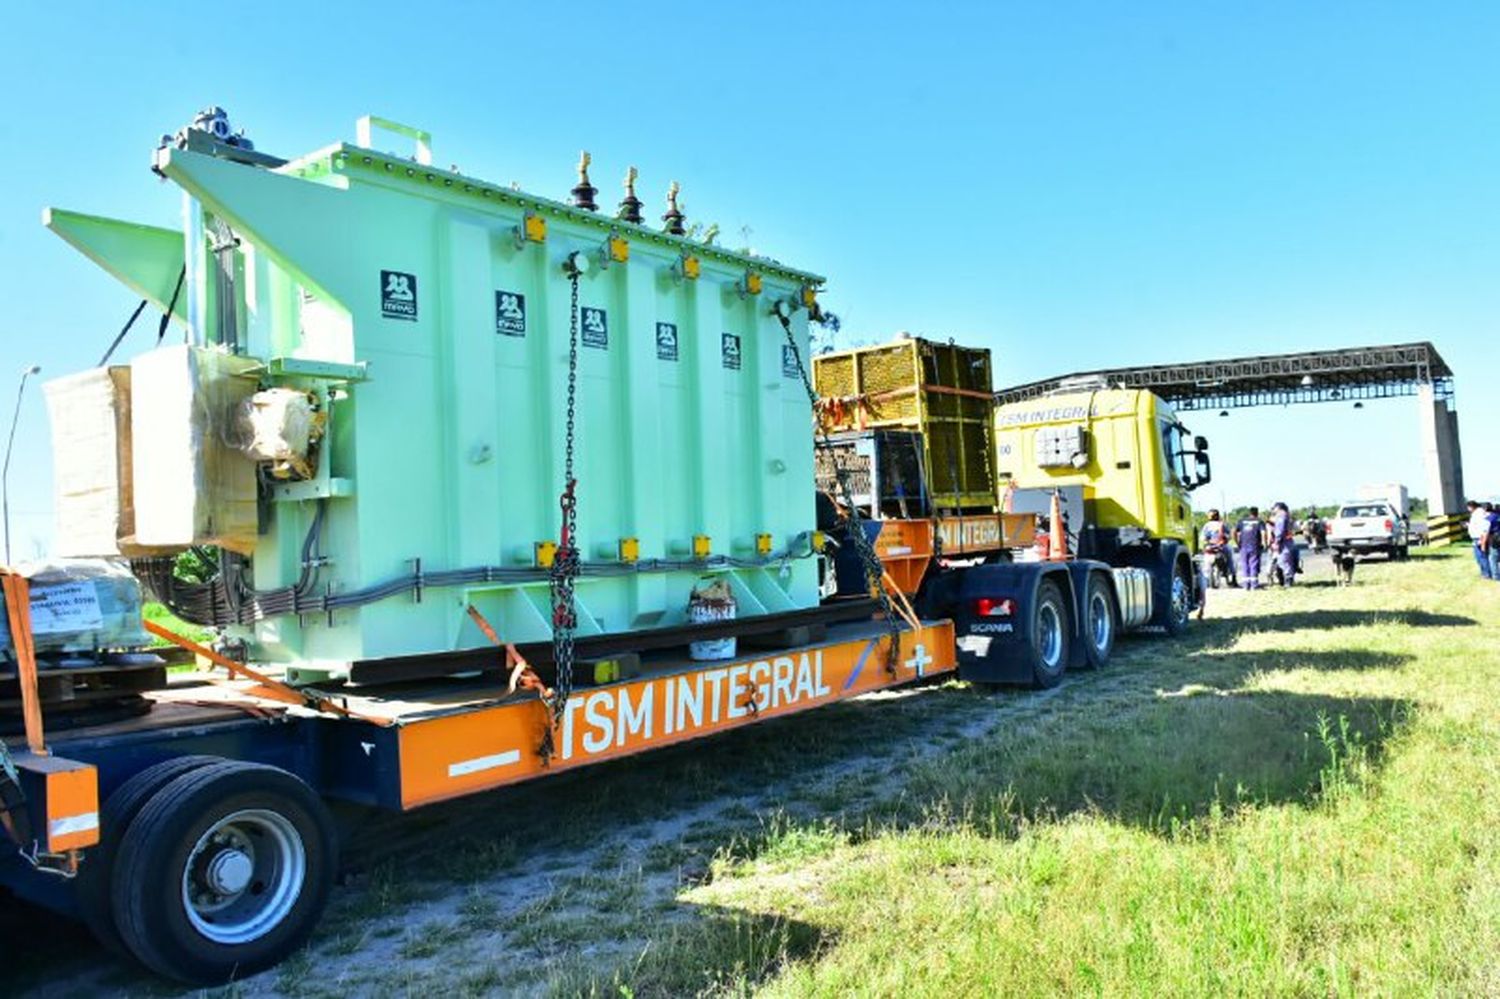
[995, 341, 1466, 525]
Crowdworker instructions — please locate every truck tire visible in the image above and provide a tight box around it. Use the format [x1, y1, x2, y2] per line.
[1028, 580, 1070, 689]
[1155, 557, 1192, 636]
[75, 755, 224, 957]
[1082, 572, 1117, 669]
[111, 760, 337, 985]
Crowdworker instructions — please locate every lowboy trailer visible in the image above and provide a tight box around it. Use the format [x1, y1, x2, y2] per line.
[0, 554, 1135, 984]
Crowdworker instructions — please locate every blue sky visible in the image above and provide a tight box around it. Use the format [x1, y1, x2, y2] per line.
[2, 2, 1496, 556]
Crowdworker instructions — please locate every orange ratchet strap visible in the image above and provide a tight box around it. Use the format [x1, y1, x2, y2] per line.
[1, 571, 46, 755]
[465, 604, 551, 700]
[143, 619, 392, 727]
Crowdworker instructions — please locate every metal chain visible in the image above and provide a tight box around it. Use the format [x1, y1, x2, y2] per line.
[776, 309, 904, 675]
[546, 269, 582, 759]
[0, 738, 19, 791]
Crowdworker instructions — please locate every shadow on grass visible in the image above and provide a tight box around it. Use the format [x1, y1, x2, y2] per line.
[1226, 609, 1476, 631]
[551, 907, 829, 998]
[890, 688, 1412, 836]
[1185, 647, 1413, 674]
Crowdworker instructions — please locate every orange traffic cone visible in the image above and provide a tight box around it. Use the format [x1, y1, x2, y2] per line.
[1048, 490, 1067, 561]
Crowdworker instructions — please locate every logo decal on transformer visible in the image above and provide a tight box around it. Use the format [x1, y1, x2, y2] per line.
[495, 291, 526, 336]
[722, 333, 742, 370]
[656, 322, 679, 361]
[380, 270, 418, 321]
[782, 344, 801, 378]
[581, 307, 608, 348]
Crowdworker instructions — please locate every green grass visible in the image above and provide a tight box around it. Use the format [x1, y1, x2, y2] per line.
[584, 551, 1500, 996]
[142, 600, 211, 647]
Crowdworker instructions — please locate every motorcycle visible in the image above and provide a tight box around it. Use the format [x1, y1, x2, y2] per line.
[1198, 546, 1236, 589]
[1301, 517, 1327, 553]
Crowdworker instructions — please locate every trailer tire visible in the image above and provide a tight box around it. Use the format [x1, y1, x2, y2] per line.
[1081, 573, 1117, 669]
[1028, 580, 1070, 689]
[111, 760, 336, 985]
[75, 755, 223, 957]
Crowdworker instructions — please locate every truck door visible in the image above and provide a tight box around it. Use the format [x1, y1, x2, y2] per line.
[1158, 418, 1193, 548]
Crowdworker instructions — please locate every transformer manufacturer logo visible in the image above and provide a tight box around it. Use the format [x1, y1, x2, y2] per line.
[782, 344, 801, 378]
[656, 322, 679, 361]
[581, 307, 608, 348]
[495, 291, 526, 336]
[380, 270, 417, 321]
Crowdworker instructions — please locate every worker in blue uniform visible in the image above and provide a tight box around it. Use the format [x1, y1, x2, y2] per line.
[1237, 507, 1264, 589]
[1270, 502, 1298, 586]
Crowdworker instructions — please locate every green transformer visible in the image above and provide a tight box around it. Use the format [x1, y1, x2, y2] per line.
[43, 112, 824, 680]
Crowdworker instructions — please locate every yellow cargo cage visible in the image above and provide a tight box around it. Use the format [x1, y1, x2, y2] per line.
[813, 336, 997, 511]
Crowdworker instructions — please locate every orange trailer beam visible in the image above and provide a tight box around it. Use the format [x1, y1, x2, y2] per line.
[397, 621, 956, 809]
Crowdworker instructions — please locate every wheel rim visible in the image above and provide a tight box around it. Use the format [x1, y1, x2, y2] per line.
[1170, 571, 1190, 627]
[1038, 602, 1063, 669]
[1089, 591, 1112, 653]
[182, 808, 306, 945]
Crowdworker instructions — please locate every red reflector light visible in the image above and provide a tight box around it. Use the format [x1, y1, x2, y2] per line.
[1384, 519, 1393, 532]
[974, 597, 1015, 617]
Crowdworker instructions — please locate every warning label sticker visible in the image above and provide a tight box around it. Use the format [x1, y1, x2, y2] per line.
[381, 270, 418, 321]
[656, 322, 679, 361]
[722, 333, 742, 370]
[29, 582, 104, 635]
[495, 291, 526, 336]
[581, 307, 608, 349]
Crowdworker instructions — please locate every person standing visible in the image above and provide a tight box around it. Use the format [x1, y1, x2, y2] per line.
[1270, 501, 1298, 586]
[1200, 509, 1234, 586]
[1468, 500, 1494, 580]
[1487, 503, 1500, 582]
[1238, 506, 1264, 589]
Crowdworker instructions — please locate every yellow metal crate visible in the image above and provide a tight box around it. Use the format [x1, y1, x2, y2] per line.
[813, 336, 997, 511]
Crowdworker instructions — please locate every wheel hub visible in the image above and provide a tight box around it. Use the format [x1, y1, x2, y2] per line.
[205, 848, 254, 896]
[182, 808, 307, 945]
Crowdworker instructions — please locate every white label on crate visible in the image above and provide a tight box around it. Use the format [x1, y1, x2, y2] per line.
[29, 582, 104, 634]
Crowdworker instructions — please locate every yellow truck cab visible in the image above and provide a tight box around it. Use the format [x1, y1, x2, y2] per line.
[993, 385, 1211, 632]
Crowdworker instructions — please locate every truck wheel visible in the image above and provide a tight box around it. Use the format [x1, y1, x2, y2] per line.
[111, 761, 336, 985]
[1155, 559, 1192, 636]
[76, 755, 224, 957]
[1082, 573, 1117, 669]
[1028, 580, 1070, 689]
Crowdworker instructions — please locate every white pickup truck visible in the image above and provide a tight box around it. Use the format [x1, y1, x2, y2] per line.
[1328, 500, 1410, 560]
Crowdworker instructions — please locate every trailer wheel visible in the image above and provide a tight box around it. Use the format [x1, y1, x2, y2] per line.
[1028, 580, 1070, 689]
[1081, 573, 1117, 669]
[75, 755, 224, 957]
[110, 761, 336, 985]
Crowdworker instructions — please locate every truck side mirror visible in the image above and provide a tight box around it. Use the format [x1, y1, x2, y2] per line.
[1192, 450, 1212, 489]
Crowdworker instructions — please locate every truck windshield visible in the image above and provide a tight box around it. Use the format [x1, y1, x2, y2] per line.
[1338, 504, 1389, 518]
